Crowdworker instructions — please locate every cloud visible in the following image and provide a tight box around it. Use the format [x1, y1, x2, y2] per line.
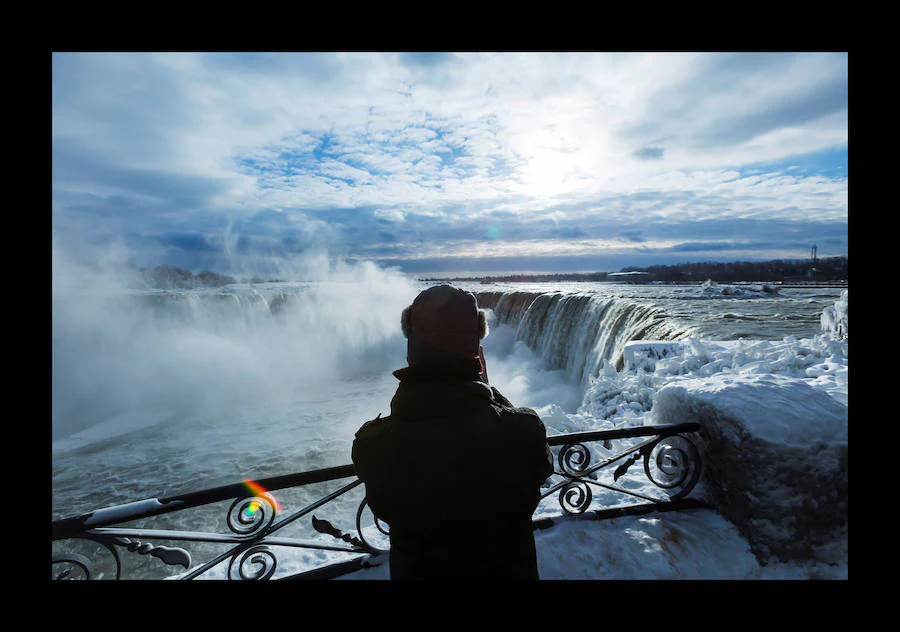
[618, 231, 646, 243]
[397, 52, 459, 69]
[154, 232, 219, 252]
[54, 140, 232, 210]
[373, 209, 406, 223]
[696, 75, 847, 148]
[51, 52, 848, 274]
[547, 227, 588, 240]
[633, 145, 666, 161]
[200, 52, 348, 82]
[617, 53, 848, 164]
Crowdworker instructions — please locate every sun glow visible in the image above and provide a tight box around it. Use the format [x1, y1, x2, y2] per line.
[521, 152, 577, 197]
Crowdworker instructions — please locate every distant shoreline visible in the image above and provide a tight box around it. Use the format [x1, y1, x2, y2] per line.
[419, 275, 848, 288]
[422, 278, 849, 289]
[66, 257, 848, 290]
[419, 256, 848, 287]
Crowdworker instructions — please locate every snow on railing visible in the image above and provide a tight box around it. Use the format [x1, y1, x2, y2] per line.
[52, 423, 704, 580]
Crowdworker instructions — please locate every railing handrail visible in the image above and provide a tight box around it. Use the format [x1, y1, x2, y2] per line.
[52, 463, 358, 540]
[53, 422, 706, 580]
[545, 422, 699, 446]
[52, 422, 701, 539]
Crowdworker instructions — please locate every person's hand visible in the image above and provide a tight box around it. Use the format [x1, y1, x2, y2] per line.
[478, 345, 489, 384]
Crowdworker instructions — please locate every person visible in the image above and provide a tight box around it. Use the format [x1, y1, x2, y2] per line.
[351, 284, 554, 580]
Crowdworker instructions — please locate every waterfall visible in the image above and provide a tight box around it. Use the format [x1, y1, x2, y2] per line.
[52, 280, 416, 442]
[479, 291, 543, 327]
[478, 290, 694, 385]
[153, 287, 690, 388]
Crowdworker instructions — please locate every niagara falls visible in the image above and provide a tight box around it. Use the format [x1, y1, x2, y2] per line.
[51, 52, 848, 582]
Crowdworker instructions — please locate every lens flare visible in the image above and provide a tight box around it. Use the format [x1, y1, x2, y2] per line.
[242, 478, 282, 514]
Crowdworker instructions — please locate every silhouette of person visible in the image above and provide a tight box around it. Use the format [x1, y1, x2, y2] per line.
[352, 284, 553, 579]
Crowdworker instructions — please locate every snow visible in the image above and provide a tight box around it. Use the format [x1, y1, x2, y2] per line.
[83, 498, 182, 526]
[695, 279, 781, 298]
[666, 279, 782, 298]
[338, 508, 768, 580]
[623, 341, 685, 371]
[652, 374, 847, 448]
[54, 277, 848, 581]
[338, 506, 845, 580]
[335, 298, 849, 581]
[820, 289, 848, 339]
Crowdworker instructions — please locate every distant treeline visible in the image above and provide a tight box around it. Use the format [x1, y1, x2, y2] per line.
[620, 256, 848, 284]
[426, 271, 611, 284]
[78, 263, 292, 289]
[426, 256, 848, 285]
[85, 263, 241, 289]
[116, 265, 237, 290]
[140, 265, 237, 289]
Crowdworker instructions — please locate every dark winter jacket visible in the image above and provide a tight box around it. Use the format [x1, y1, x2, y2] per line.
[351, 359, 554, 580]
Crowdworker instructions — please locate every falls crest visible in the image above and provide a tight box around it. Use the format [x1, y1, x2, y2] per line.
[478, 290, 694, 385]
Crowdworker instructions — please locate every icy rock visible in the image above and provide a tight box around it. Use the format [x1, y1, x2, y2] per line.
[651, 374, 848, 565]
[820, 289, 848, 339]
[623, 341, 685, 372]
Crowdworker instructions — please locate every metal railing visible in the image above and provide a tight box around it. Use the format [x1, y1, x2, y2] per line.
[51, 422, 704, 580]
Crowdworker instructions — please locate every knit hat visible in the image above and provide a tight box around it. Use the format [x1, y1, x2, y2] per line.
[401, 285, 489, 363]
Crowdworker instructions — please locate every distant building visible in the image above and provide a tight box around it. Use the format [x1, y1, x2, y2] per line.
[607, 271, 651, 284]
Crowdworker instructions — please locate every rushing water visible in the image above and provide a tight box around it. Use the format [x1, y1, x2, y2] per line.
[51, 272, 845, 578]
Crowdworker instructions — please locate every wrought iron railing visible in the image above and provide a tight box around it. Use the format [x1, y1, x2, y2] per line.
[51, 422, 704, 580]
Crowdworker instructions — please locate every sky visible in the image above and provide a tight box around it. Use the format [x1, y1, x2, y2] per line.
[51, 52, 849, 276]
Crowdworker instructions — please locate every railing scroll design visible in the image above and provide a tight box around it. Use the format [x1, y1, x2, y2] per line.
[52, 422, 703, 580]
[543, 423, 702, 515]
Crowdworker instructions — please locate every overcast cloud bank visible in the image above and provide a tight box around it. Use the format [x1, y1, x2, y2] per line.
[52, 52, 848, 275]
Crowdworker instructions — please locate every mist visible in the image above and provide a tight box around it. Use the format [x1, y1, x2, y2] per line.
[50, 235, 607, 463]
[480, 317, 585, 415]
[51, 246, 420, 445]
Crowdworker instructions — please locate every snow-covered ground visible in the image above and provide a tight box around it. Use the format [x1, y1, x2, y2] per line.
[337, 291, 849, 580]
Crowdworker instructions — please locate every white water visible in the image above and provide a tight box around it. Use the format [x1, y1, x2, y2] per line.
[51, 254, 848, 579]
[512, 292, 694, 381]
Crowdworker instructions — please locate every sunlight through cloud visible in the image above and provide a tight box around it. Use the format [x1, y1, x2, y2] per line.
[52, 52, 848, 274]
